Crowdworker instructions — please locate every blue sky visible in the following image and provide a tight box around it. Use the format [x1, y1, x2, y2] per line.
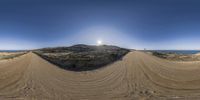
[0, 0, 200, 50]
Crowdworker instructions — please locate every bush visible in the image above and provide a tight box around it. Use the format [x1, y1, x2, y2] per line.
[152, 51, 167, 58]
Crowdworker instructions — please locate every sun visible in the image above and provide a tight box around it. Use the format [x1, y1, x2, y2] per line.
[97, 40, 102, 45]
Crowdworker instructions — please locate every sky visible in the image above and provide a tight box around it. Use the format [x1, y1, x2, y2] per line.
[0, 0, 200, 50]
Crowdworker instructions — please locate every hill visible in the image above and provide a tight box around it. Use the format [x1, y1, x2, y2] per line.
[34, 44, 130, 71]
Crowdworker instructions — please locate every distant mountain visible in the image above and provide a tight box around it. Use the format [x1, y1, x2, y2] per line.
[38, 44, 129, 53]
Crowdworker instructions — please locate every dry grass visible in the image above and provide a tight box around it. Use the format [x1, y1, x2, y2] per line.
[0, 52, 27, 60]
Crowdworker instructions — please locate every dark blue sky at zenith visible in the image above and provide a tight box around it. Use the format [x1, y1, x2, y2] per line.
[0, 0, 200, 50]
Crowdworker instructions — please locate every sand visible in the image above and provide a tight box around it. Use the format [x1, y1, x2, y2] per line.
[1, 51, 200, 99]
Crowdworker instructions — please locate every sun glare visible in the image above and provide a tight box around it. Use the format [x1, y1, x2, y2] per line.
[97, 40, 102, 45]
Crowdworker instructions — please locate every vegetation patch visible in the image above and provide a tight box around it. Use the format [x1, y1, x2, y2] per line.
[152, 51, 200, 61]
[0, 52, 27, 60]
[34, 44, 130, 71]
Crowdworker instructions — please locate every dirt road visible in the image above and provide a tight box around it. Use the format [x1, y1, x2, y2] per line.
[1, 51, 200, 100]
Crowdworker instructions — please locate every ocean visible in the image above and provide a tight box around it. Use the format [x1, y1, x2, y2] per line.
[0, 50, 25, 52]
[147, 50, 200, 54]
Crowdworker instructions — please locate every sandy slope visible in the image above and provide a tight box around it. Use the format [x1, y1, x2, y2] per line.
[1, 51, 200, 99]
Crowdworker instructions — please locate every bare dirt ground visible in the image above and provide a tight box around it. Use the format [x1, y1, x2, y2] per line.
[1, 51, 200, 100]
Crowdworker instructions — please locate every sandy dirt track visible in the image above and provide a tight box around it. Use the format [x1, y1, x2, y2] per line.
[1, 51, 200, 100]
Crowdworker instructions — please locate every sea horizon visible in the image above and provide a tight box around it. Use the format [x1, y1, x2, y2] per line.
[146, 50, 200, 54]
